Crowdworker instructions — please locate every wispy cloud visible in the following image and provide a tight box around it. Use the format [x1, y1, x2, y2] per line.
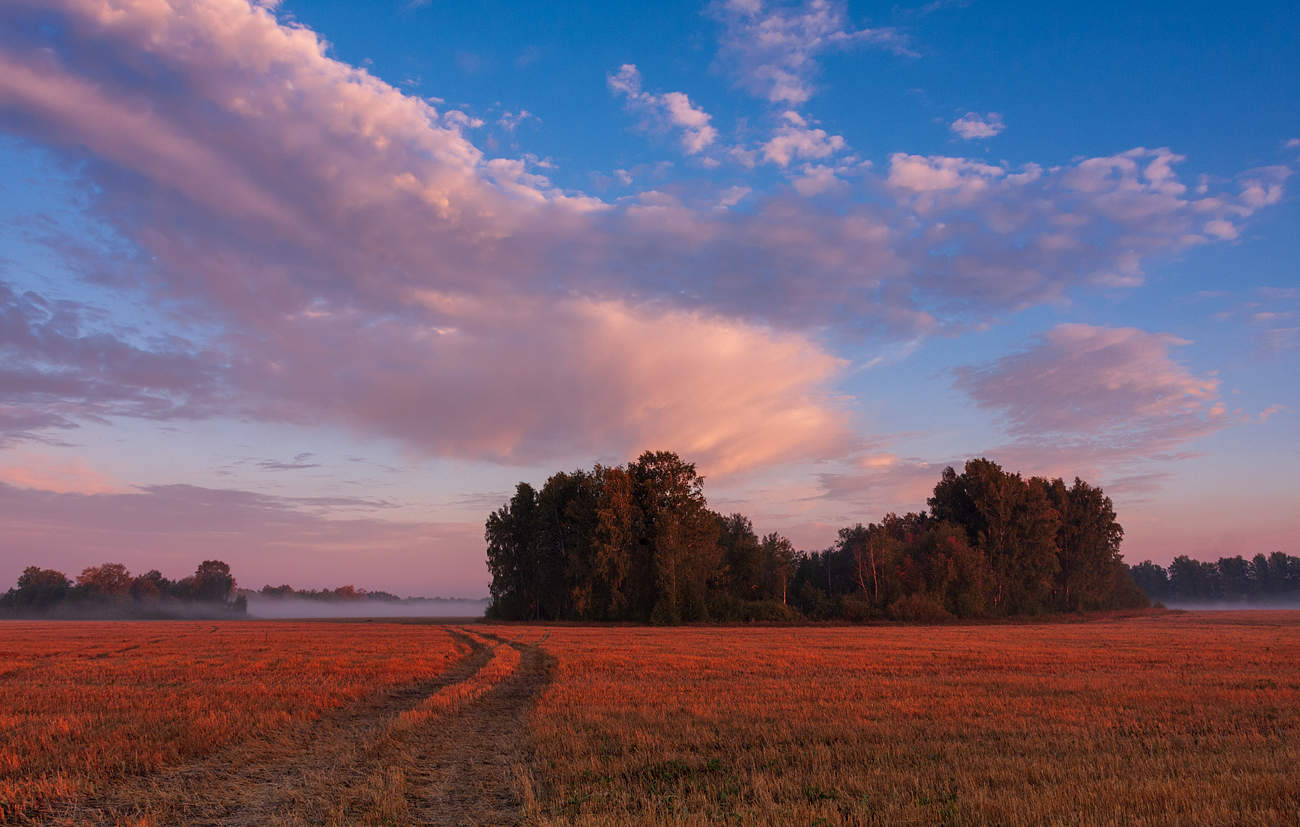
[609, 64, 718, 155]
[954, 324, 1227, 460]
[710, 0, 913, 105]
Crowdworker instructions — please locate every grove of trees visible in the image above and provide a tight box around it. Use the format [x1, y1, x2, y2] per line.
[486, 453, 1150, 622]
[0, 560, 245, 618]
[1130, 553, 1300, 604]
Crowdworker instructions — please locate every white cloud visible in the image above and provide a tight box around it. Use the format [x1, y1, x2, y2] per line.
[950, 111, 1004, 140]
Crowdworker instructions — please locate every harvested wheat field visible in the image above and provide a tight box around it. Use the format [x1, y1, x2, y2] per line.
[2, 613, 1299, 825]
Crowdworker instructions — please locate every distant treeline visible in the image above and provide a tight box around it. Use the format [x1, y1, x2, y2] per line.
[0, 560, 245, 619]
[485, 452, 1148, 623]
[254, 584, 405, 602]
[1129, 554, 1300, 605]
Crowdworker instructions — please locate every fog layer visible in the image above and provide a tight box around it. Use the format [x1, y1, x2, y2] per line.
[245, 595, 486, 619]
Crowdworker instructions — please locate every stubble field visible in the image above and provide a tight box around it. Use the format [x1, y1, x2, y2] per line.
[2, 612, 1298, 825]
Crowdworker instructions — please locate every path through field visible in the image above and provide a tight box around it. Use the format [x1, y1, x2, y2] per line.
[51, 628, 551, 826]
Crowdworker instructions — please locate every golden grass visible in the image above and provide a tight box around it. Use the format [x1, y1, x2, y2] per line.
[0, 621, 468, 822]
[522, 612, 1300, 825]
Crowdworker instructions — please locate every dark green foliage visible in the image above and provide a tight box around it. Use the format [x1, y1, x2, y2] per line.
[486, 453, 1157, 622]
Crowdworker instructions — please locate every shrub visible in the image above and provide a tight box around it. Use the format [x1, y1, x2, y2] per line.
[888, 593, 952, 623]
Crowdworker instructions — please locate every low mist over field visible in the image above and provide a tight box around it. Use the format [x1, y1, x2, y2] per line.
[1163, 600, 1300, 611]
[245, 595, 487, 619]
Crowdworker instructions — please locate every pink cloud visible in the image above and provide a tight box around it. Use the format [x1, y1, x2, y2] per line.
[0, 453, 124, 495]
[0, 0, 1288, 481]
[954, 324, 1225, 460]
[762, 111, 847, 166]
[609, 64, 717, 155]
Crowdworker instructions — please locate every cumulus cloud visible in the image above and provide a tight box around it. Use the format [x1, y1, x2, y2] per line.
[954, 324, 1227, 460]
[761, 110, 847, 166]
[609, 64, 718, 155]
[949, 111, 1005, 139]
[710, 0, 913, 105]
[885, 149, 1289, 305]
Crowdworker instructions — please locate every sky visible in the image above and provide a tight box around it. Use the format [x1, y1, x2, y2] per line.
[0, 0, 1296, 598]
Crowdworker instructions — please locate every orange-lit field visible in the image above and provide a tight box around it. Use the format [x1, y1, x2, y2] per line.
[0, 622, 474, 823]
[3, 613, 1299, 825]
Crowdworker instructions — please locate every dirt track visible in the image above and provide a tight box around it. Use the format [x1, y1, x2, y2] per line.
[49, 628, 552, 827]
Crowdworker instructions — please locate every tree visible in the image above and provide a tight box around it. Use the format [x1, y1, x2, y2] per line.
[586, 465, 641, 620]
[716, 513, 763, 600]
[131, 570, 172, 602]
[930, 460, 1059, 614]
[4, 567, 71, 611]
[1218, 556, 1251, 602]
[760, 532, 798, 605]
[76, 563, 133, 601]
[1129, 561, 1169, 602]
[192, 560, 236, 603]
[1047, 478, 1125, 610]
[630, 451, 720, 623]
[485, 482, 541, 619]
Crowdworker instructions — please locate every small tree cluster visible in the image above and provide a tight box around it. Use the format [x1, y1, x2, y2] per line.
[486, 453, 1149, 622]
[0, 560, 244, 618]
[1130, 553, 1300, 604]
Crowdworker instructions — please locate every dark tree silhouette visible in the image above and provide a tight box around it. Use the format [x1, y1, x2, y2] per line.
[484, 453, 1158, 622]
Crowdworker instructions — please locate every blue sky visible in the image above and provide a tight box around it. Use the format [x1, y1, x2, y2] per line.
[0, 0, 1296, 596]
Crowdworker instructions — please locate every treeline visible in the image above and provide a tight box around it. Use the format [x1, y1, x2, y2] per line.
[255, 584, 404, 602]
[1130, 554, 1300, 604]
[0, 560, 245, 619]
[485, 452, 1148, 623]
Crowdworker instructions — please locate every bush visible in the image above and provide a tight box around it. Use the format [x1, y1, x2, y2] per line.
[887, 593, 952, 623]
[840, 596, 881, 623]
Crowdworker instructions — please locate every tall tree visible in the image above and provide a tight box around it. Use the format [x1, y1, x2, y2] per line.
[485, 482, 541, 619]
[629, 451, 720, 623]
[1047, 478, 1125, 610]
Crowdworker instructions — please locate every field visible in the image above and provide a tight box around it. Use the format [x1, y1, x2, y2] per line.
[2, 613, 1298, 825]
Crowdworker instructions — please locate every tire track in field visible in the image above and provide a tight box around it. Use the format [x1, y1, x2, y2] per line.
[46, 627, 497, 827]
[401, 632, 554, 826]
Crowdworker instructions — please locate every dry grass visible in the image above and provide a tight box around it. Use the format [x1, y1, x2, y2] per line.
[523, 612, 1300, 825]
[4, 613, 1298, 825]
[395, 633, 522, 728]
[0, 621, 469, 822]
